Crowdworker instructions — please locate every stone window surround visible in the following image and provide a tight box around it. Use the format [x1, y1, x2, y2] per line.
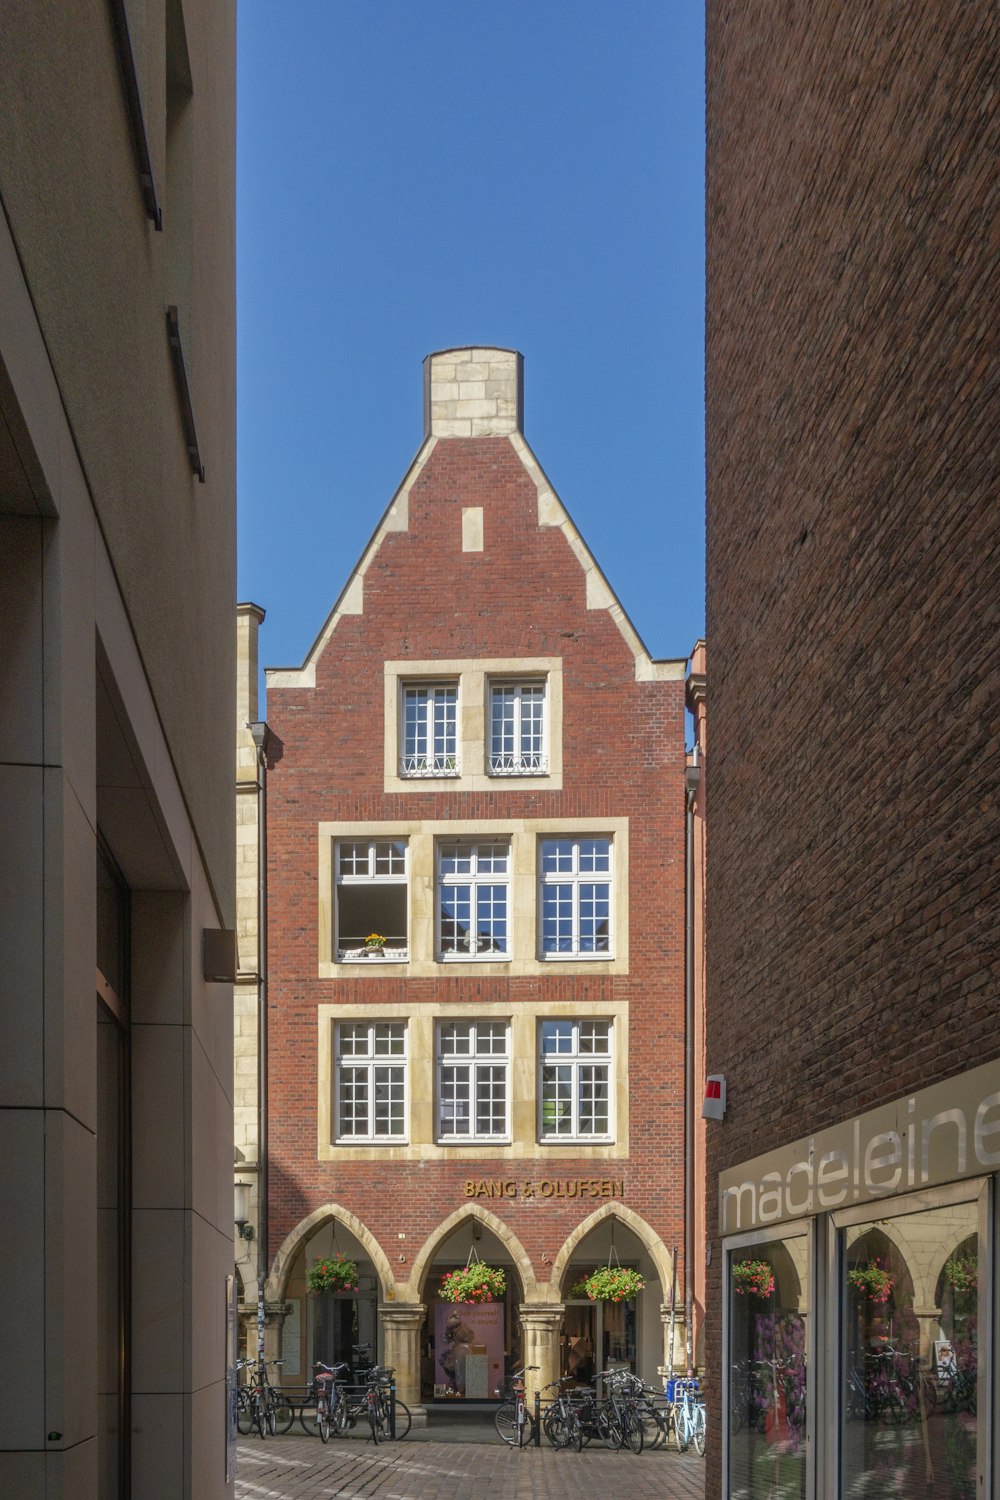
[317, 999, 630, 1163]
[383, 657, 563, 794]
[436, 837, 512, 961]
[538, 1017, 614, 1143]
[317, 817, 629, 980]
[436, 1019, 511, 1143]
[334, 1019, 407, 1144]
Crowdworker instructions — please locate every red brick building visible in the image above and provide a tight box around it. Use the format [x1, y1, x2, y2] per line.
[706, 7, 999, 1497]
[254, 349, 691, 1411]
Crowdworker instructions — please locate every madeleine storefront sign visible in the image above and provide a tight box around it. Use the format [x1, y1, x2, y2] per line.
[720, 1058, 1000, 1234]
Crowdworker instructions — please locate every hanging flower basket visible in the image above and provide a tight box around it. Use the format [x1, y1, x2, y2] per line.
[307, 1252, 361, 1294]
[732, 1259, 776, 1298]
[944, 1257, 977, 1295]
[569, 1266, 645, 1303]
[847, 1258, 893, 1303]
[439, 1262, 506, 1304]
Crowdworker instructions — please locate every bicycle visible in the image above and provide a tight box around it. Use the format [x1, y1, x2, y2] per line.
[617, 1372, 674, 1450]
[539, 1380, 584, 1451]
[298, 1360, 346, 1442]
[236, 1358, 295, 1438]
[235, 1360, 265, 1438]
[361, 1363, 408, 1443]
[598, 1369, 644, 1453]
[667, 1375, 706, 1455]
[258, 1359, 295, 1435]
[495, 1365, 539, 1447]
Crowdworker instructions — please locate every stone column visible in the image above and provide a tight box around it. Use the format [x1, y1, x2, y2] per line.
[659, 1301, 688, 1379]
[380, 1302, 427, 1418]
[518, 1304, 565, 1402]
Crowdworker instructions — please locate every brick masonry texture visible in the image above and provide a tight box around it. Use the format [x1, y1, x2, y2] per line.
[705, 2, 999, 1488]
[265, 435, 687, 1286]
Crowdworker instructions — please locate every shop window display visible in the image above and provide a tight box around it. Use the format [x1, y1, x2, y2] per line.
[430, 1278, 509, 1399]
[728, 1238, 808, 1500]
[839, 1200, 980, 1500]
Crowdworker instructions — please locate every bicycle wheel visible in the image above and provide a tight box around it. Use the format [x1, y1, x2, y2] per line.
[331, 1393, 350, 1435]
[299, 1401, 319, 1437]
[236, 1390, 255, 1436]
[264, 1395, 277, 1436]
[672, 1407, 690, 1452]
[254, 1395, 267, 1439]
[367, 1394, 380, 1445]
[390, 1399, 411, 1439]
[495, 1403, 519, 1445]
[543, 1412, 572, 1449]
[693, 1405, 706, 1457]
[271, 1392, 295, 1434]
[623, 1407, 644, 1454]
[318, 1401, 331, 1444]
[642, 1403, 670, 1450]
[598, 1405, 624, 1450]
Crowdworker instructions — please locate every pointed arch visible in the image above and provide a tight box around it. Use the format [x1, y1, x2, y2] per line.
[404, 1201, 540, 1303]
[265, 1204, 395, 1303]
[549, 1203, 674, 1298]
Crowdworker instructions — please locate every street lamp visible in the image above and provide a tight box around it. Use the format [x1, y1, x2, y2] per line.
[234, 1180, 254, 1240]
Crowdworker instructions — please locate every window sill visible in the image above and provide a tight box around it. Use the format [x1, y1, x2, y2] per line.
[539, 951, 613, 962]
[337, 947, 409, 963]
[438, 952, 512, 963]
[539, 1136, 615, 1147]
[436, 1137, 513, 1148]
[335, 1137, 409, 1147]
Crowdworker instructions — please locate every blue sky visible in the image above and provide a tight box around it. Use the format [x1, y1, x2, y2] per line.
[237, 2, 705, 682]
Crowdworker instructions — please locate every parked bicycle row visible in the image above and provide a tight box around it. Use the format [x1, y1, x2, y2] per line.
[494, 1366, 706, 1456]
[236, 1343, 411, 1445]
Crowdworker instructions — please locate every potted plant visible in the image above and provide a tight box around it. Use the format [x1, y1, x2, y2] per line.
[847, 1258, 893, 1303]
[944, 1257, 977, 1296]
[569, 1266, 646, 1302]
[732, 1259, 776, 1297]
[307, 1251, 361, 1294]
[438, 1262, 506, 1304]
[363, 932, 386, 954]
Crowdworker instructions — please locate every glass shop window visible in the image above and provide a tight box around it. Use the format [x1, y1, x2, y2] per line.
[839, 1198, 981, 1499]
[728, 1238, 808, 1500]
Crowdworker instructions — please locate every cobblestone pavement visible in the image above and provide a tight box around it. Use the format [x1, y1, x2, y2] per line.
[235, 1433, 706, 1500]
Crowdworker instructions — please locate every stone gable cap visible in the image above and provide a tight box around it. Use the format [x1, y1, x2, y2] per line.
[423, 346, 524, 438]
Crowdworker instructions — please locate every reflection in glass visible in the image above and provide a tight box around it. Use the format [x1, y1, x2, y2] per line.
[728, 1239, 808, 1499]
[840, 1200, 979, 1499]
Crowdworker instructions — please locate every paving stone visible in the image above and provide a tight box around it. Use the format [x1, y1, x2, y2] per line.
[235, 1433, 705, 1500]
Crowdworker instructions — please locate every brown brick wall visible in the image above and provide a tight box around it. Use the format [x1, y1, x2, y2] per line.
[705, 2, 999, 1484]
[265, 436, 688, 1294]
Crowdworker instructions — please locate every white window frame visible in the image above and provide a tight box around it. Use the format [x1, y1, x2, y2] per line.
[436, 1020, 511, 1143]
[334, 838, 409, 961]
[538, 1018, 613, 1142]
[436, 838, 512, 961]
[400, 682, 459, 777]
[538, 836, 613, 959]
[488, 679, 548, 775]
[335, 1020, 408, 1142]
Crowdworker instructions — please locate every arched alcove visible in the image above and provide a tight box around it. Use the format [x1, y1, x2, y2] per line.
[266, 1203, 394, 1304]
